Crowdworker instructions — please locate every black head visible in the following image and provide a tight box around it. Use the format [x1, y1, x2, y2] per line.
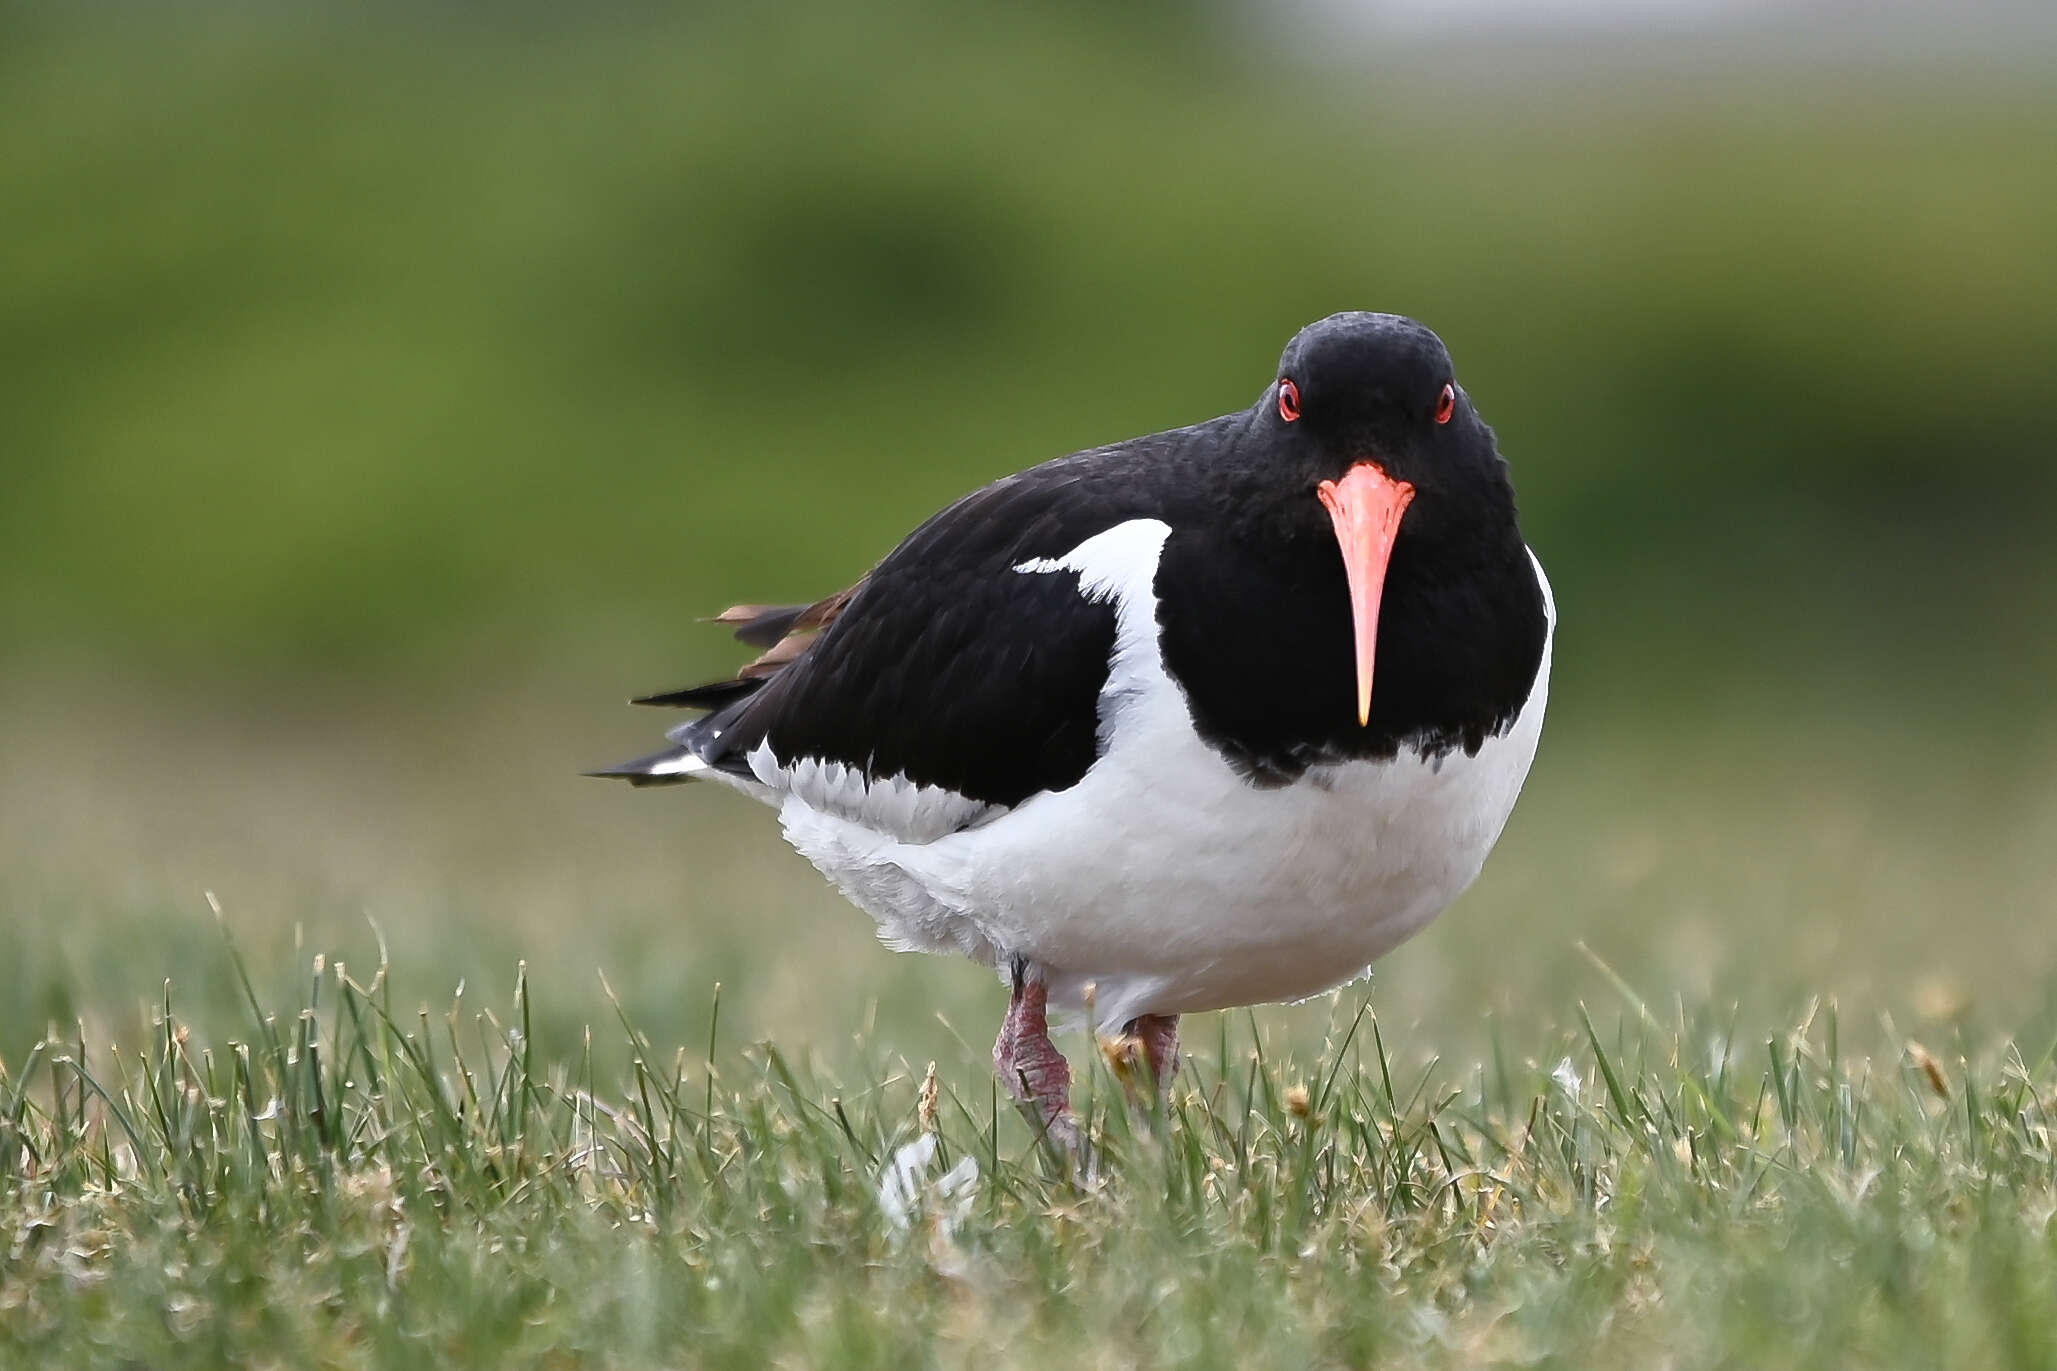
[1266, 312, 1508, 521]
[1236, 312, 1529, 727]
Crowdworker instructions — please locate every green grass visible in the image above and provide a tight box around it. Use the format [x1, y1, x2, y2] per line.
[6, 929, 2056, 1369]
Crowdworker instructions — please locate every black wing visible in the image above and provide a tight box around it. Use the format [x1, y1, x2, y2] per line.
[617, 423, 1231, 808]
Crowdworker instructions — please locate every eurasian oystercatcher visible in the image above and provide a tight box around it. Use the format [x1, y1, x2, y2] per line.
[593, 313, 1554, 1145]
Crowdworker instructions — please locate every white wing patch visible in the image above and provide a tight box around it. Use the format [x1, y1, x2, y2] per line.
[1016, 518, 1178, 749]
[1012, 518, 1172, 604]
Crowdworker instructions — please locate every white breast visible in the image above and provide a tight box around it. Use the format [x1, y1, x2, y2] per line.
[773, 520, 1555, 1029]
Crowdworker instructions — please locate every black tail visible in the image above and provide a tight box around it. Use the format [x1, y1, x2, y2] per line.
[598, 580, 861, 788]
[630, 677, 762, 710]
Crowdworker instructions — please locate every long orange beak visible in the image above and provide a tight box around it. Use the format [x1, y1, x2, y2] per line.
[1316, 462, 1416, 726]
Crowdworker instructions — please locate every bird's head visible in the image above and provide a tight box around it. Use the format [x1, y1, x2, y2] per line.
[1264, 312, 1515, 726]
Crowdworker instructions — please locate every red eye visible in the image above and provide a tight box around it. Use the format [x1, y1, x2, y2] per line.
[1278, 379, 1301, 422]
[1434, 383, 1455, 425]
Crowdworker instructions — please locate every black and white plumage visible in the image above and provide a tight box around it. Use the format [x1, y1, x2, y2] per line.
[595, 313, 1554, 1134]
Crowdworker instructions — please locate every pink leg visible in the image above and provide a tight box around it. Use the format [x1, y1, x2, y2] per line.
[993, 964, 1075, 1146]
[1130, 1014, 1180, 1095]
[1098, 1013, 1181, 1103]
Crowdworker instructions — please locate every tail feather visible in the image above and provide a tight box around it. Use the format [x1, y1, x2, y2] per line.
[597, 577, 865, 789]
[709, 603, 813, 649]
[630, 678, 760, 710]
[583, 744, 710, 787]
[708, 587, 859, 649]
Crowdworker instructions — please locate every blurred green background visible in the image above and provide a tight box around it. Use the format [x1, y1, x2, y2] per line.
[4, 3, 2055, 1070]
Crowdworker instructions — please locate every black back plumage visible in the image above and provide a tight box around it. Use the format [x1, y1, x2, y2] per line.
[605, 313, 1549, 816]
[675, 424, 1228, 805]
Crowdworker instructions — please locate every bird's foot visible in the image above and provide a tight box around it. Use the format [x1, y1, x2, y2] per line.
[995, 963, 1078, 1156]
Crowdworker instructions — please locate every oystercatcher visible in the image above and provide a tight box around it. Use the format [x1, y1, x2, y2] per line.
[594, 313, 1554, 1144]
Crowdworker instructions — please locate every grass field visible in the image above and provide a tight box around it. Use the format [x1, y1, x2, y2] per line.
[7, 921, 2057, 1368]
[5, 679, 2057, 1367]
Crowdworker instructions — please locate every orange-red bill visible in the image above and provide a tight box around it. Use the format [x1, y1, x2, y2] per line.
[1315, 462, 1417, 726]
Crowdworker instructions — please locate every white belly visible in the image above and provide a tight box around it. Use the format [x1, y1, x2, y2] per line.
[766, 523, 1555, 1030]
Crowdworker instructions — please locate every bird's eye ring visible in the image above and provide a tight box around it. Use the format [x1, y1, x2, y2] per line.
[1434, 383, 1455, 425]
[1278, 379, 1301, 423]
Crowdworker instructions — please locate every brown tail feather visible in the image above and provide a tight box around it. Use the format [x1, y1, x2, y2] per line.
[642, 580, 867, 708]
[707, 585, 862, 650]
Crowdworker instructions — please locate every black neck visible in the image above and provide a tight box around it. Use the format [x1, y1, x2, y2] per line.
[1154, 462, 1546, 786]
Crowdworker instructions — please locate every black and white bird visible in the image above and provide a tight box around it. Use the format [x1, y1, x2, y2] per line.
[593, 313, 1554, 1142]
